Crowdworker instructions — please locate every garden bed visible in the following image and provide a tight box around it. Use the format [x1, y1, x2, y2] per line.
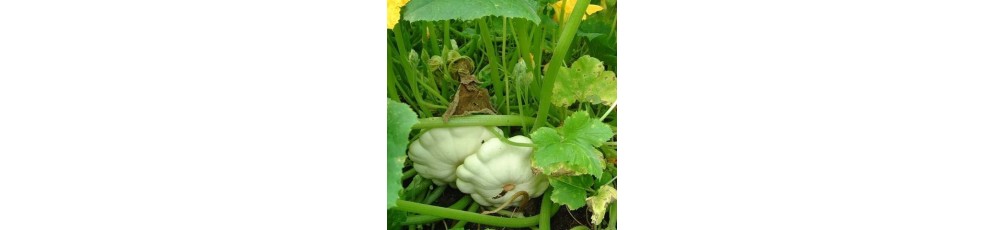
[387, 0, 617, 229]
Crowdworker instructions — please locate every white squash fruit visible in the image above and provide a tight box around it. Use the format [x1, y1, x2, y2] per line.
[456, 135, 549, 208]
[408, 126, 501, 187]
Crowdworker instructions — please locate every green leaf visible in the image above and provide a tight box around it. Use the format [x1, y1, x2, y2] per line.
[403, 0, 541, 24]
[576, 31, 604, 40]
[577, 18, 612, 41]
[587, 185, 617, 225]
[579, 18, 617, 70]
[596, 165, 616, 186]
[531, 111, 613, 178]
[552, 55, 617, 107]
[586, 37, 616, 71]
[549, 175, 594, 210]
[402, 175, 433, 201]
[388, 99, 419, 209]
[387, 209, 408, 229]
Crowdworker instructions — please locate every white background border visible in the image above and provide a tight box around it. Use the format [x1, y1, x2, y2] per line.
[2, 0, 1004, 229]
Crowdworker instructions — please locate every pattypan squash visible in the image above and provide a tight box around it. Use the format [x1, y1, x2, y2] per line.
[408, 126, 502, 187]
[455, 135, 549, 208]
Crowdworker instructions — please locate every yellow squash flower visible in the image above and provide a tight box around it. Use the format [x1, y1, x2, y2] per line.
[388, 0, 411, 29]
[552, 0, 604, 22]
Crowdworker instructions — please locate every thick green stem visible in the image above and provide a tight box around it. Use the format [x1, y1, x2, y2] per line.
[539, 189, 553, 230]
[450, 27, 474, 38]
[442, 20, 451, 51]
[412, 115, 534, 129]
[515, 84, 528, 131]
[459, 35, 479, 54]
[387, 56, 400, 100]
[395, 84, 418, 111]
[477, 19, 504, 103]
[418, 100, 447, 110]
[389, 64, 420, 112]
[512, 49, 528, 131]
[394, 200, 539, 228]
[451, 202, 480, 229]
[387, 40, 403, 102]
[532, 0, 592, 131]
[556, 0, 568, 33]
[402, 196, 473, 226]
[425, 22, 441, 56]
[401, 168, 417, 181]
[501, 17, 511, 115]
[393, 24, 431, 117]
[420, 50, 443, 98]
[532, 23, 545, 87]
[405, 175, 433, 207]
[441, 20, 453, 91]
[551, 202, 561, 216]
[513, 20, 533, 70]
[515, 19, 537, 132]
[417, 75, 450, 104]
[423, 186, 447, 204]
[500, 17, 510, 117]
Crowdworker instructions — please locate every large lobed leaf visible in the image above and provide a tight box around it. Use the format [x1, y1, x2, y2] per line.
[531, 111, 612, 178]
[403, 0, 541, 24]
[549, 175, 594, 210]
[552, 55, 617, 107]
[387, 99, 418, 209]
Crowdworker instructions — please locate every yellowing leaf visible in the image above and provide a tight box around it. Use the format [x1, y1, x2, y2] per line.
[552, 55, 616, 107]
[586, 185, 617, 225]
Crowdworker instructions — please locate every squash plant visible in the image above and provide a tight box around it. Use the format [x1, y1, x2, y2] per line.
[387, 0, 617, 229]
